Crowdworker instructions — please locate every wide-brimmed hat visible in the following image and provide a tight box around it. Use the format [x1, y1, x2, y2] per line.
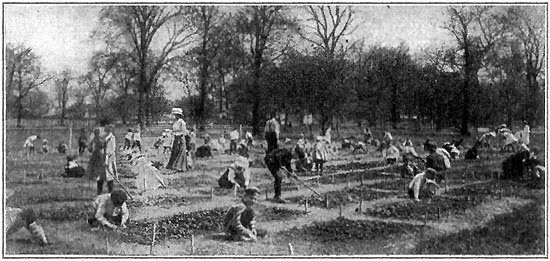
[171, 108, 183, 115]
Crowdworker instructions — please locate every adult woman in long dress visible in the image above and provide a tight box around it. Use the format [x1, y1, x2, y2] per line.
[166, 108, 188, 172]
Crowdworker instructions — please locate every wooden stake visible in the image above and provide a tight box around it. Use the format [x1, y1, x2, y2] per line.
[265, 187, 269, 200]
[210, 188, 214, 200]
[143, 178, 147, 192]
[190, 234, 195, 255]
[346, 175, 350, 188]
[437, 207, 441, 220]
[105, 236, 110, 255]
[358, 198, 363, 213]
[304, 199, 309, 213]
[331, 175, 334, 183]
[69, 124, 73, 154]
[423, 214, 427, 226]
[233, 185, 237, 197]
[288, 242, 294, 255]
[325, 194, 329, 208]
[150, 223, 157, 255]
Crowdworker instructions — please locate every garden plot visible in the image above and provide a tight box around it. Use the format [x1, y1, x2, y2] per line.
[364, 195, 487, 221]
[119, 204, 306, 245]
[286, 186, 399, 209]
[279, 217, 423, 243]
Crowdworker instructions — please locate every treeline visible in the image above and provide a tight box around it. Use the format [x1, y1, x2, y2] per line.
[5, 6, 545, 135]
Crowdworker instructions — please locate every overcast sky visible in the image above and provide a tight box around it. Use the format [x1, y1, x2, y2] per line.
[2, 4, 479, 101]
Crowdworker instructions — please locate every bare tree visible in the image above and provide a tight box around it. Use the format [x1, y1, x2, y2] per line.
[5, 43, 32, 95]
[96, 6, 199, 126]
[508, 7, 545, 126]
[80, 51, 117, 120]
[235, 6, 298, 134]
[300, 5, 358, 57]
[6, 44, 51, 127]
[193, 6, 225, 124]
[55, 70, 72, 126]
[443, 6, 509, 135]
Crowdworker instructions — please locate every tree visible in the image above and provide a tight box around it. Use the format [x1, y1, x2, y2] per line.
[55, 70, 72, 126]
[5, 44, 51, 127]
[193, 6, 224, 124]
[111, 51, 137, 124]
[81, 51, 117, 120]
[300, 5, 357, 57]
[508, 7, 545, 126]
[67, 86, 88, 120]
[96, 6, 199, 126]
[5, 43, 32, 95]
[211, 15, 247, 115]
[443, 6, 509, 135]
[235, 6, 298, 134]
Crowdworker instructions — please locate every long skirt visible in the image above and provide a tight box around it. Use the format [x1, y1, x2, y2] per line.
[166, 135, 188, 171]
[88, 150, 105, 180]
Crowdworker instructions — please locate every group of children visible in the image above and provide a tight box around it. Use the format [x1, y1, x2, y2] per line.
[123, 128, 143, 152]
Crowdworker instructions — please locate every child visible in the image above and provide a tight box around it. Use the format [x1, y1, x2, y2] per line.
[64, 155, 86, 177]
[57, 142, 69, 154]
[162, 129, 172, 154]
[41, 139, 51, 153]
[5, 189, 48, 245]
[382, 141, 400, 165]
[245, 131, 254, 149]
[313, 136, 328, 173]
[102, 124, 117, 193]
[23, 135, 40, 156]
[132, 127, 142, 152]
[88, 190, 129, 230]
[124, 129, 133, 150]
[78, 128, 88, 155]
[408, 168, 438, 202]
[189, 128, 196, 156]
[218, 145, 251, 189]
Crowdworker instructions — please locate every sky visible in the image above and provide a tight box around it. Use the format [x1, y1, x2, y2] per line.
[3, 4, 465, 101]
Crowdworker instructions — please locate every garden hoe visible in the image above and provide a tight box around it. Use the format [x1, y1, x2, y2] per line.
[280, 168, 322, 197]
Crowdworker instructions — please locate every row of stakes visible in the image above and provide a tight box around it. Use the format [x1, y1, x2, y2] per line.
[113, 222, 296, 256]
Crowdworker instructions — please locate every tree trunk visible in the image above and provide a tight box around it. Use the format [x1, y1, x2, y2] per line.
[391, 82, 398, 129]
[17, 95, 23, 128]
[137, 91, 144, 127]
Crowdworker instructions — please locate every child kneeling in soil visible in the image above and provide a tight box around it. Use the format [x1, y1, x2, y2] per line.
[64, 155, 86, 177]
[408, 168, 439, 202]
[5, 189, 48, 245]
[218, 144, 251, 189]
[223, 187, 267, 242]
[88, 190, 129, 230]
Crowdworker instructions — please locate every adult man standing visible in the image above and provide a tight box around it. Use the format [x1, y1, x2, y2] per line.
[264, 115, 280, 153]
[223, 187, 266, 242]
[264, 148, 293, 203]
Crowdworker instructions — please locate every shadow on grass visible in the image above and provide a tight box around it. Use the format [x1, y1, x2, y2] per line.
[414, 201, 545, 255]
